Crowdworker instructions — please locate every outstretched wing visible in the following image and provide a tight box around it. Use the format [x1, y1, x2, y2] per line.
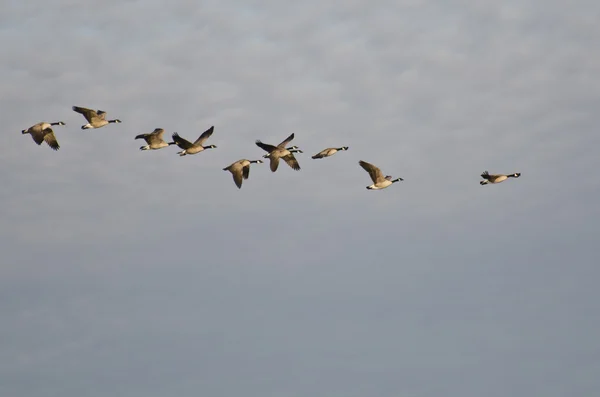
[96, 110, 107, 120]
[359, 160, 384, 183]
[42, 129, 60, 151]
[242, 165, 250, 179]
[269, 156, 280, 172]
[172, 132, 194, 149]
[277, 133, 295, 148]
[231, 169, 243, 188]
[256, 140, 278, 153]
[29, 128, 45, 145]
[72, 106, 99, 123]
[481, 171, 491, 180]
[147, 129, 165, 144]
[194, 126, 215, 146]
[282, 154, 301, 171]
[134, 133, 149, 140]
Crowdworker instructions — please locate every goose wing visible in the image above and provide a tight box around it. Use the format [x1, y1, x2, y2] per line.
[147, 129, 165, 144]
[256, 140, 278, 153]
[155, 128, 165, 139]
[282, 153, 301, 171]
[42, 129, 60, 151]
[269, 156, 280, 172]
[277, 133, 295, 148]
[193, 126, 215, 146]
[172, 132, 194, 149]
[231, 168, 243, 188]
[136, 129, 164, 143]
[134, 133, 150, 141]
[28, 127, 45, 145]
[72, 106, 100, 123]
[359, 160, 384, 183]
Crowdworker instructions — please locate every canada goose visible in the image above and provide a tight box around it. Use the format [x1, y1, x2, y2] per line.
[171, 126, 216, 156]
[223, 159, 264, 189]
[312, 146, 349, 159]
[480, 171, 521, 185]
[255, 133, 302, 172]
[134, 128, 175, 150]
[261, 146, 302, 158]
[21, 121, 65, 151]
[359, 160, 403, 190]
[72, 106, 122, 129]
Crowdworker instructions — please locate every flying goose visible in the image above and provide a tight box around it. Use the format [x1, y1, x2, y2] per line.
[223, 159, 264, 189]
[312, 146, 349, 159]
[261, 146, 302, 158]
[134, 128, 175, 150]
[72, 106, 122, 129]
[480, 171, 521, 185]
[171, 126, 216, 156]
[359, 160, 403, 190]
[255, 133, 302, 172]
[21, 121, 65, 151]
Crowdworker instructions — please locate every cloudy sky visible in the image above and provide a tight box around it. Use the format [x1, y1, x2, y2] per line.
[1, 1, 599, 396]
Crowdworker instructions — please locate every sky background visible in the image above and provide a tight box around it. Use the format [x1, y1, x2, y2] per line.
[1, 1, 599, 396]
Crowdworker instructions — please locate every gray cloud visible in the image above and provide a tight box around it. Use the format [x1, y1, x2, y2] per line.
[1, 1, 599, 396]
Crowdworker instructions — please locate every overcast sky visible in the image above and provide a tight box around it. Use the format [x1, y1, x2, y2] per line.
[1, 1, 599, 396]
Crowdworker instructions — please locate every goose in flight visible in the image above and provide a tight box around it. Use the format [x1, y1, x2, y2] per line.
[171, 126, 217, 156]
[21, 121, 65, 151]
[134, 128, 174, 150]
[312, 146, 349, 159]
[223, 159, 264, 188]
[262, 146, 301, 159]
[72, 106, 121, 129]
[480, 171, 521, 185]
[359, 160, 403, 190]
[255, 133, 302, 172]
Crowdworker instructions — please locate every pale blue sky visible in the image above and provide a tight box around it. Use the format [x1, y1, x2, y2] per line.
[1, 1, 599, 396]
